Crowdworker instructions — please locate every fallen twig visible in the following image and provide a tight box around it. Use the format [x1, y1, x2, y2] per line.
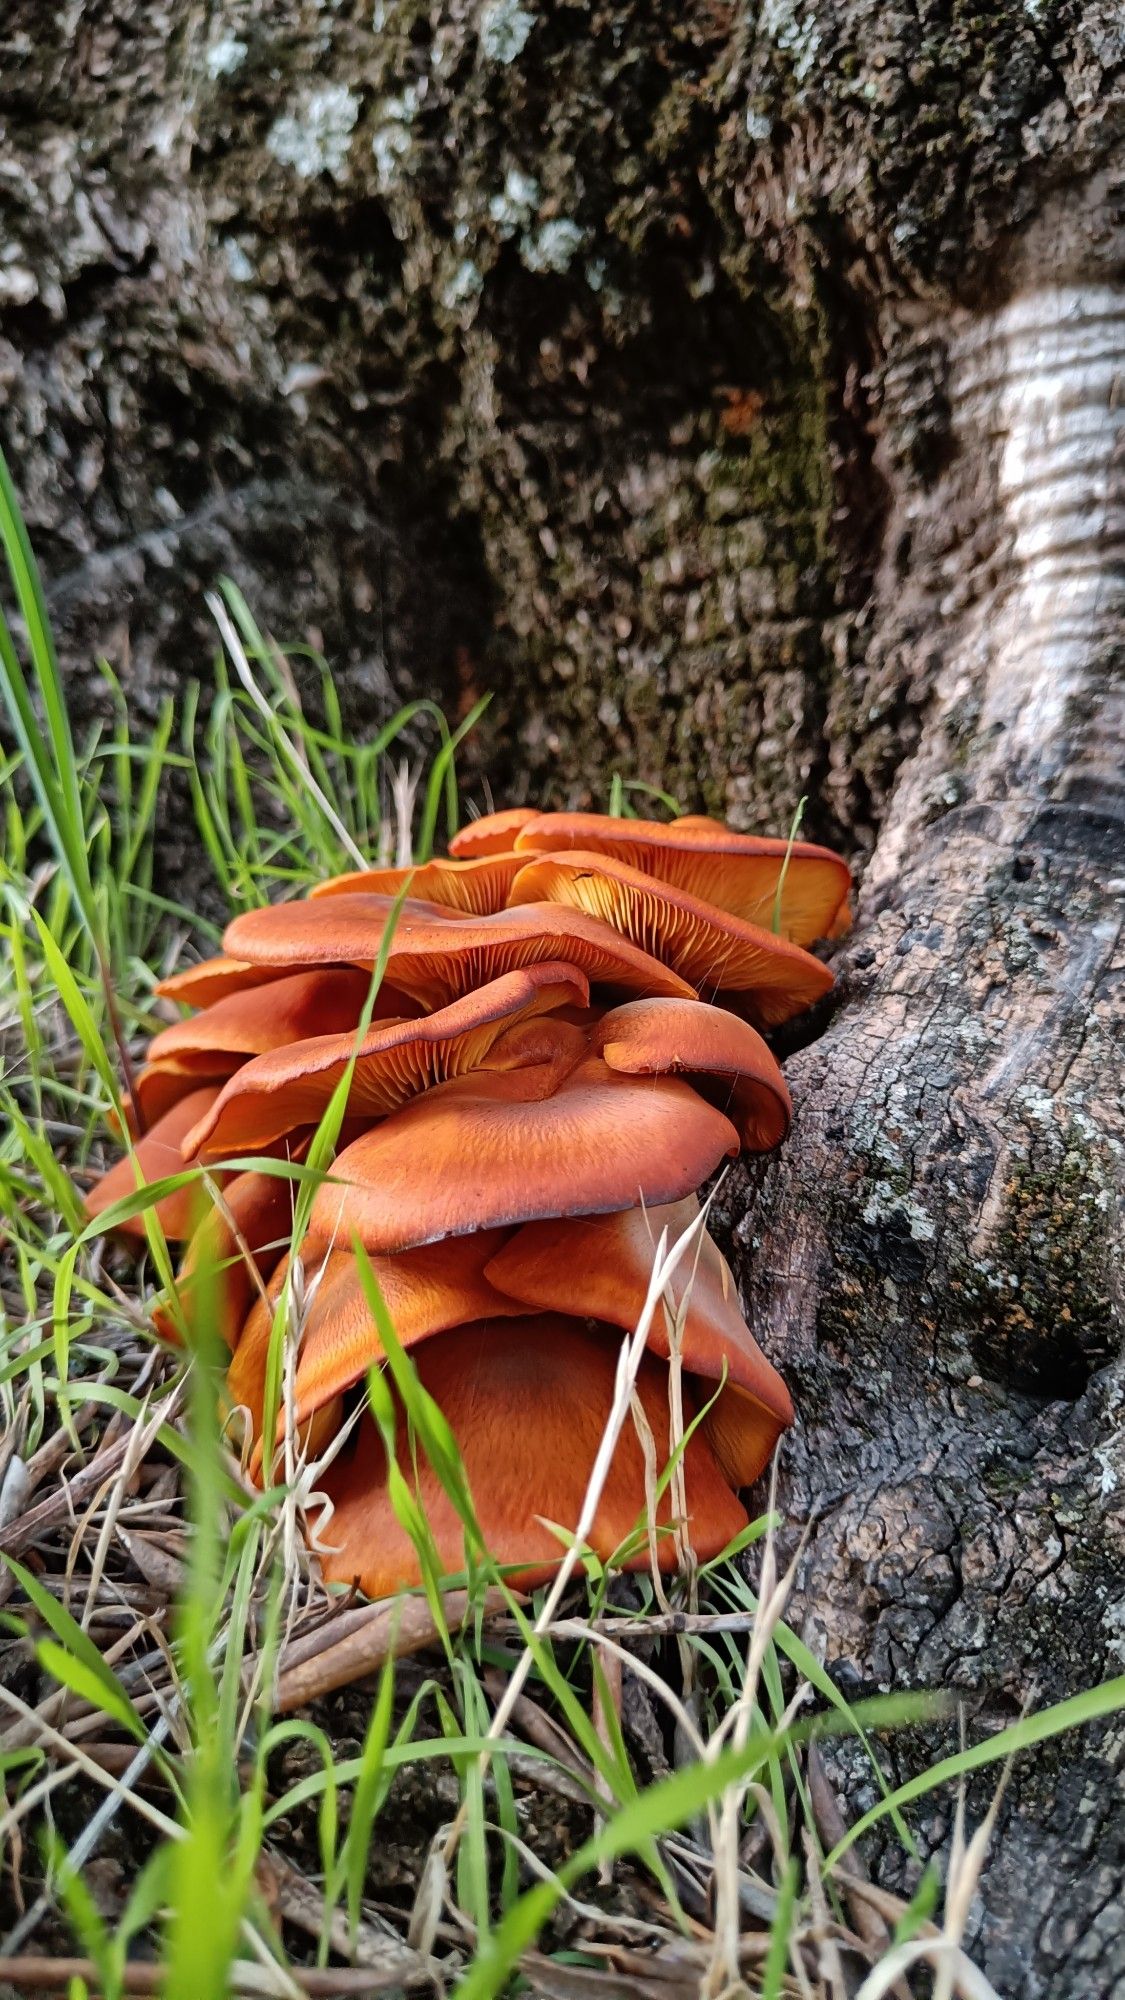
[0, 1384, 183, 1558]
[267, 1586, 510, 1712]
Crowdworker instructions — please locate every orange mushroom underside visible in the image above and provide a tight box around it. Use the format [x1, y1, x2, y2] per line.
[506, 851, 834, 1026]
[316, 1320, 749, 1599]
[511, 810, 851, 943]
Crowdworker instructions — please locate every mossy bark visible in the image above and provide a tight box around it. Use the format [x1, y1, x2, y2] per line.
[3, 4, 1124, 1993]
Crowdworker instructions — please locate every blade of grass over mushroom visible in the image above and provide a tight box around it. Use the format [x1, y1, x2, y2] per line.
[184, 961, 590, 1161]
[256, 880, 416, 1473]
[316, 1318, 747, 1597]
[432, 1207, 716, 1866]
[483, 1199, 793, 1483]
[352, 1241, 490, 1646]
[236, 1232, 526, 1468]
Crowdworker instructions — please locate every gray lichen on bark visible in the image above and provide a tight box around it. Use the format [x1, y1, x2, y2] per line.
[3, 3, 1125, 1992]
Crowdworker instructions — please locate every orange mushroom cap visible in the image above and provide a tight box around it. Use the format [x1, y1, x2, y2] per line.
[304, 1055, 740, 1257]
[448, 807, 538, 858]
[155, 955, 420, 1018]
[148, 968, 392, 1067]
[133, 1054, 245, 1129]
[155, 957, 308, 1009]
[136, 969, 394, 1128]
[316, 1319, 748, 1597]
[154, 900, 447, 1009]
[507, 851, 833, 1026]
[182, 961, 591, 1162]
[230, 1230, 525, 1467]
[152, 1166, 298, 1349]
[484, 1197, 793, 1486]
[591, 996, 791, 1151]
[513, 811, 851, 944]
[83, 1086, 226, 1242]
[311, 852, 524, 915]
[222, 898, 696, 1011]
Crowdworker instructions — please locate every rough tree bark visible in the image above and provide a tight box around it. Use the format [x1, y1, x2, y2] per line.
[3, 5, 1124, 1994]
[728, 268, 1125, 1997]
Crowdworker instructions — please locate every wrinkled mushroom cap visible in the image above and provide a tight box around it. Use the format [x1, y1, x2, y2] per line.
[448, 807, 538, 857]
[182, 961, 591, 1162]
[222, 897, 696, 1011]
[311, 852, 525, 916]
[305, 1053, 739, 1256]
[512, 811, 851, 944]
[592, 996, 791, 1151]
[508, 850, 834, 1026]
[484, 1196, 793, 1485]
[317, 1319, 748, 1597]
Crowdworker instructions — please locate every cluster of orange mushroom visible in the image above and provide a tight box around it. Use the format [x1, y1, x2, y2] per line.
[87, 809, 850, 1599]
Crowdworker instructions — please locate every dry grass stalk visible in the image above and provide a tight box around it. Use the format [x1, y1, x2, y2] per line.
[206, 592, 366, 871]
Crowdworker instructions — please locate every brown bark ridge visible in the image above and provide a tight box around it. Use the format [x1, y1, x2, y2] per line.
[3, 5, 1125, 1994]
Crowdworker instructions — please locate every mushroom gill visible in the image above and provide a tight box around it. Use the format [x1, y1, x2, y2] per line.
[507, 849, 834, 1025]
[222, 896, 697, 1010]
[511, 810, 852, 942]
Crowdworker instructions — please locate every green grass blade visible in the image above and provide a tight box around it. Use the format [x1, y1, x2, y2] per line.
[822, 1675, 1125, 1872]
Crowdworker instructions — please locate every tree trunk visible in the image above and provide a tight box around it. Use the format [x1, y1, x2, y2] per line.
[728, 284, 1125, 1999]
[4, 5, 1124, 1992]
